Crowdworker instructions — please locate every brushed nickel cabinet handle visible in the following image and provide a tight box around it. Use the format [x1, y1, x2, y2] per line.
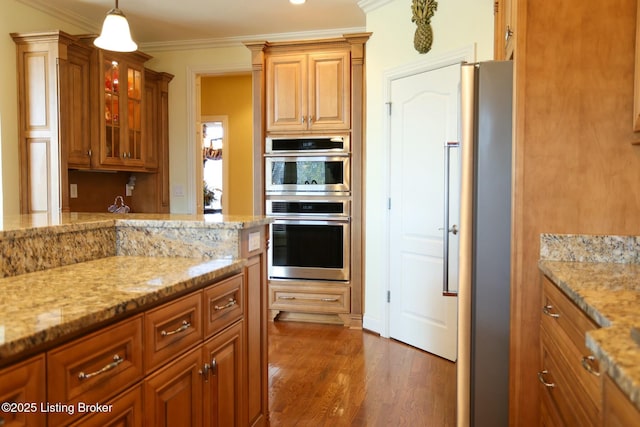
[160, 320, 191, 336]
[537, 370, 555, 388]
[321, 298, 339, 302]
[505, 25, 513, 42]
[78, 354, 123, 380]
[279, 296, 295, 300]
[199, 363, 210, 382]
[542, 305, 560, 319]
[214, 298, 237, 311]
[581, 355, 600, 376]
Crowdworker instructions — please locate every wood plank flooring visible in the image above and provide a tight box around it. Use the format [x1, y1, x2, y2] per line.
[267, 321, 457, 426]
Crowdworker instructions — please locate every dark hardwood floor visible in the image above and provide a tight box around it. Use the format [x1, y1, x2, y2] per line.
[267, 321, 457, 426]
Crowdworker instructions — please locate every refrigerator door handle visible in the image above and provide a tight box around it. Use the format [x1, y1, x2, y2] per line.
[443, 141, 459, 297]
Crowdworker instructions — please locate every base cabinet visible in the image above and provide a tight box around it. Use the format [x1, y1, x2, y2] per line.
[0, 269, 263, 427]
[602, 374, 640, 426]
[539, 276, 601, 426]
[69, 385, 143, 427]
[0, 355, 46, 427]
[144, 348, 204, 427]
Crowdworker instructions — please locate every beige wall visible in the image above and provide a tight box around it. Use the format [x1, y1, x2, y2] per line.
[144, 47, 252, 213]
[362, 0, 494, 331]
[0, 0, 88, 217]
[201, 74, 253, 215]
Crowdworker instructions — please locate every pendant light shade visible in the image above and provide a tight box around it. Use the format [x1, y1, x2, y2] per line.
[94, 1, 137, 52]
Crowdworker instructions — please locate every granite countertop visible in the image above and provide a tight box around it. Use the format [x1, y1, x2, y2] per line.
[0, 255, 245, 363]
[0, 212, 272, 238]
[539, 234, 640, 411]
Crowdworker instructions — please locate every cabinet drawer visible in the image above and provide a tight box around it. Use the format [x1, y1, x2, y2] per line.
[69, 384, 143, 427]
[540, 328, 599, 427]
[204, 273, 244, 339]
[144, 292, 203, 373]
[542, 277, 598, 354]
[270, 283, 350, 314]
[47, 315, 144, 426]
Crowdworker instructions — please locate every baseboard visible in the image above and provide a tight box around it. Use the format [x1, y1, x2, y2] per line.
[362, 314, 383, 335]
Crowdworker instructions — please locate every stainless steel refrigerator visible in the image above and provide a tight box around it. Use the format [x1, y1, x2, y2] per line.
[455, 61, 513, 427]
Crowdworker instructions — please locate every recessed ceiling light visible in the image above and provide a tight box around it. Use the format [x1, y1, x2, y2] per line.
[290, 0, 306, 4]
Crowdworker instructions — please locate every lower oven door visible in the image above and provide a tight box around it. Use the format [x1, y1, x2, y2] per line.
[269, 218, 350, 281]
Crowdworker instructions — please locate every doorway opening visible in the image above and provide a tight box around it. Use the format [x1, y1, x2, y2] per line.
[202, 117, 228, 213]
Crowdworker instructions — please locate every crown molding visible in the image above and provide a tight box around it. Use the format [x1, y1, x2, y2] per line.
[139, 26, 367, 53]
[16, 0, 99, 33]
[15, 0, 366, 53]
[357, 0, 394, 14]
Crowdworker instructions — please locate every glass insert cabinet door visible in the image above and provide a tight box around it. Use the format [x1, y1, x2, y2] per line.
[102, 57, 143, 165]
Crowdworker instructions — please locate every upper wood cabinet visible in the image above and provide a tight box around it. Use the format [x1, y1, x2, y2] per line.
[494, 0, 516, 60]
[64, 43, 93, 170]
[13, 31, 173, 214]
[266, 49, 351, 132]
[94, 50, 151, 171]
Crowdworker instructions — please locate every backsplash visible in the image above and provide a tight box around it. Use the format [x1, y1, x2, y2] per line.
[0, 215, 266, 278]
[116, 221, 239, 259]
[540, 234, 640, 264]
[0, 223, 116, 278]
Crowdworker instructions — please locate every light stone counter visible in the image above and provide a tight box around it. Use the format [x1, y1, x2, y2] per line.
[0, 256, 244, 362]
[0, 213, 272, 365]
[539, 234, 640, 411]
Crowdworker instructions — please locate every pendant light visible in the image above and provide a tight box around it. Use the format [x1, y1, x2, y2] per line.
[94, 0, 138, 52]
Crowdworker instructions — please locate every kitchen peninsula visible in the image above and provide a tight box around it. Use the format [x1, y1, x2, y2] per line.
[538, 234, 640, 425]
[0, 213, 271, 426]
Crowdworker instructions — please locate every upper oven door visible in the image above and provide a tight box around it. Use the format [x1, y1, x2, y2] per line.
[266, 135, 350, 155]
[265, 156, 350, 194]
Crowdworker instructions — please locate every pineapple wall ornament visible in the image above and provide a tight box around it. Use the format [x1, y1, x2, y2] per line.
[411, 0, 438, 54]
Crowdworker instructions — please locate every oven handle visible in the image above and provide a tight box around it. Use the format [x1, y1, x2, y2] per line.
[271, 217, 351, 225]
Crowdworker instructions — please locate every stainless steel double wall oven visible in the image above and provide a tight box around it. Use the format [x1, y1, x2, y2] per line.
[265, 135, 351, 282]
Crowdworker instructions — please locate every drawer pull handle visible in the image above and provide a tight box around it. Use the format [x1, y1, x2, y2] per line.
[581, 355, 600, 376]
[214, 298, 237, 311]
[542, 305, 560, 319]
[321, 298, 339, 302]
[161, 320, 191, 336]
[537, 370, 556, 388]
[78, 355, 123, 380]
[279, 296, 295, 300]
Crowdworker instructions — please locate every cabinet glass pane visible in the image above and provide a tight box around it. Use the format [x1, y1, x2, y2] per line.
[104, 60, 121, 159]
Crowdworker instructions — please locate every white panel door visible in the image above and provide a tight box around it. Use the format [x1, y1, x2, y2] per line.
[389, 63, 460, 362]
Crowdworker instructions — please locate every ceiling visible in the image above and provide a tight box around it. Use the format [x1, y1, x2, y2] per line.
[19, 0, 367, 48]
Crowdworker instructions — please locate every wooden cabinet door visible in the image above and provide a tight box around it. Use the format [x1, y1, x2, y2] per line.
[266, 54, 307, 132]
[0, 355, 46, 427]
[308, 51, 351, 130]
[69, 384, 143, 427]
[98, 51, 148, 170]
[144, 349, 203, 427]
[202, 321, 244, 427]
[494, 0, 516, 60]
[266, 50, 351, 132]
[64, 43, 93, 169]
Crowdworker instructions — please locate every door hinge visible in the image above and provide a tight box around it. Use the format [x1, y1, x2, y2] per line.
[385, 102, 392, 116]
[387, 290, 391, 303]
